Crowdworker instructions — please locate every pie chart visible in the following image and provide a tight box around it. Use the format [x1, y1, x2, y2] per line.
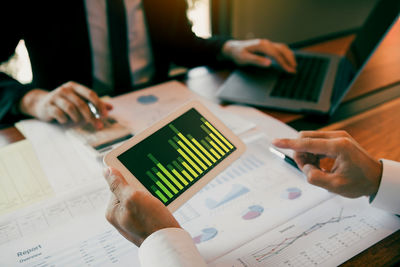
[137, 94, 158, 104]
[193, 227, 218, 244]
[241, 205, 264, 220]
[282, 187, 302, 200]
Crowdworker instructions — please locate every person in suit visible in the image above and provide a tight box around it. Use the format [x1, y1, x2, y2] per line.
[103, 130, 399, 266]
[0, 0, 297, 127]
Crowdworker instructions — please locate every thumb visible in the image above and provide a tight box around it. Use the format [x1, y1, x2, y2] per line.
[302, 164, 332, 190]
[103, 167, 128, 199]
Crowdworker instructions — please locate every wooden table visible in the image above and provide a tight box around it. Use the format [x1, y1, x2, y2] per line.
[2, 18, 400, 267]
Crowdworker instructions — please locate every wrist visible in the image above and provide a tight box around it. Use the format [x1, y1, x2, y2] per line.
[19, 89, 47, 118]
[368, 159, 383, 198]
[221, 40, 236, 60]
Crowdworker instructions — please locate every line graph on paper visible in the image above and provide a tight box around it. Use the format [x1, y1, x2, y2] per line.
[238, 208, 382, 267]
[252, 209, 354, 262]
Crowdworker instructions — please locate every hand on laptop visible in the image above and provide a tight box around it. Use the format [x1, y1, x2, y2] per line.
[19, 81, 113, 129]
[273, 130, 382, 198]
[222, 39, 297, 73]
[103, 167, 181, 246]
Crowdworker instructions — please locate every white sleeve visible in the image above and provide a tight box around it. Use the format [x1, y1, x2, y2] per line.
[138, 228, 207, 267]
[370, 159, 400, 214]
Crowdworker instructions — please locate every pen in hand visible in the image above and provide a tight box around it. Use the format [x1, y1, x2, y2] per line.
[269, 146, 300, 171]
[87, 101, 104, 129]
[87, 101, 101, 119]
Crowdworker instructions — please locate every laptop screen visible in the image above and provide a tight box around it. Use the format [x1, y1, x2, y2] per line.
[332, 0, 400, 97]
[333, 0, 400, 107]
[346, 0, 400, 70]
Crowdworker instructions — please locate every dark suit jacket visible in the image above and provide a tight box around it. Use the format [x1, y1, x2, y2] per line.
[0, 0, 229, 126]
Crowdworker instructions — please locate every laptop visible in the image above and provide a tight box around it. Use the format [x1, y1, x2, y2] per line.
[217, 0, 400, 115]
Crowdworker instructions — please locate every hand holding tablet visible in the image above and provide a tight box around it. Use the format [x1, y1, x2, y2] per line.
[104, 101, 246, 211]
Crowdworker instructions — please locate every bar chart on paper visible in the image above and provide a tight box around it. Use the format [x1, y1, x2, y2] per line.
[0, 140, 54, 216]
[117, 108, 236, 205]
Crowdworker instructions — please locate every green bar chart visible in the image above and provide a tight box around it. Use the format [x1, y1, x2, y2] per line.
[117, 108, 237, 205]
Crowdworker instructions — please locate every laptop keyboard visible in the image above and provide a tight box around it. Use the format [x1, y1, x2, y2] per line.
[270, 55, 330, 102]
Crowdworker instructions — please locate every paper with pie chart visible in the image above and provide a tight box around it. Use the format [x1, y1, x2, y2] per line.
[173, 135, 333, 261]
[174, 134, 400, 265]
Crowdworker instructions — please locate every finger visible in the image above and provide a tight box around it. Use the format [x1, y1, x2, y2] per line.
[299, 130, 351, 139]
[241, 51, 272, 67]
[48, 104, 68, 124]
[52, 96, 80, 123]
[302, 164, 333, 189]
[272, 138, 339, 157]
[62, 92, 96, 124]
[273, 47, 296, 73]
[101, 102, 114, 116]
[249, 42, 295, 73]
[293, 151, 319, 169]
[70, 82, 102, 109]
[103, 167, 129, 200]
[105, 194, 120, 225]
[280, 44, 297, 68]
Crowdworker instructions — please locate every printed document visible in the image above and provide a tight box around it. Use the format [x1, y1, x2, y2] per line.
[2, 81, 399, 266]
[0, 140, 53, 216]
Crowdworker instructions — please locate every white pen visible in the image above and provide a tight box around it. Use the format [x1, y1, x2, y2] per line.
[87, 101, 101, 119]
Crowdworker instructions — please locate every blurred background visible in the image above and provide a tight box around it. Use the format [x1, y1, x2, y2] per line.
[0, 0, 379, 85]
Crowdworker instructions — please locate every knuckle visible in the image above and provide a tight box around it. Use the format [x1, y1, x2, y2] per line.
[238, 50, 247, 58]
[88, 91, 97, 100]
[58, 86, 70, 95]
[303, 137, 313, 147]
[53, 108, 64, 117]
[337, 130, 350, 137]
[77, 102, 87, 111]
[299, 131, 308, 138]
[64, 81, 75, 87]
[128, 190, 142, 202]
[338, 137, 352, 149]
[49, 94, 59, 102]
[125, 190, 144, 209]
[65, 103, 75, 113]
[109, 179, 120, 194]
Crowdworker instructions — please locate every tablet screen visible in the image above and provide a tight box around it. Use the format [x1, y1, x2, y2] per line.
[117, 108, 237, 205]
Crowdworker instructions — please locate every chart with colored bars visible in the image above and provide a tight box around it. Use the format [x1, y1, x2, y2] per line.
[117, 108, 236, 205]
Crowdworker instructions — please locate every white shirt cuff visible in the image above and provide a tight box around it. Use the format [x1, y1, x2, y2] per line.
[370, 159, 400, 214]
[139, 228, 207, 267]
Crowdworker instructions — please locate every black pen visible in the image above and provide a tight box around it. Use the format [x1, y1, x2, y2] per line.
[269, 146, 300, 171]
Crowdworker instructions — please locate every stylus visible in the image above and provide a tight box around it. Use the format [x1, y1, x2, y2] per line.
[269, 146, 300, 171]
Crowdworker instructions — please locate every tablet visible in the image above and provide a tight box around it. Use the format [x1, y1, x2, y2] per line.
[104, 101, 246, 211]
